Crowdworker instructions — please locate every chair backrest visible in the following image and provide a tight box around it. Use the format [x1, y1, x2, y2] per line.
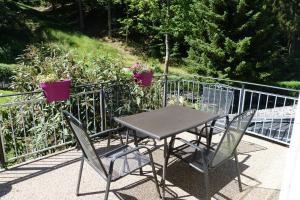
[209, 109, 256, 168]
[63, 111, 107, 177]
[201, 84, 234, 115]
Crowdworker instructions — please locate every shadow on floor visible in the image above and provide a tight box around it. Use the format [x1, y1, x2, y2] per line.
[0, 144, 122, 198]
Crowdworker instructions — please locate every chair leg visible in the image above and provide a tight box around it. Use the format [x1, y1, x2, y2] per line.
[204, 171, 210, 200]
[234, 151, 243, 192]
[104, 175, 112, 200]
[133, 131, 143, 175]
[76, 158, 84, 196]
[125, 130, 129, 144]
[149, 154, 162, 198]
[193, 135, 202, 160]
[118, 133, 124, 145]
[196, 135, 202, 146]
[206, 131, 213, 149]
[107, 134, 111, 147]
[153, 139, 157, 147]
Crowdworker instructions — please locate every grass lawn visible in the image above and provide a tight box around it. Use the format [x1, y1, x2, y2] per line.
[0, 90, 14, 105]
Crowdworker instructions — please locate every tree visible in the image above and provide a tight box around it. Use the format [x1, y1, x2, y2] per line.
[273, 0, 300, 55]
[77, 0, 85, 30]
[107, 0, 112, 37]
[118, 0, 191, 72]
[186, 0, 292, 82]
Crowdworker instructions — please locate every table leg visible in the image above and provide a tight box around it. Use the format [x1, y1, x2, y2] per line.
[161, 138, 168, 199]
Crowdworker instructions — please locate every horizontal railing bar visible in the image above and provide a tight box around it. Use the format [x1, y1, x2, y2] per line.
[7, 141, 74, 162]
[166, 73, 300, 93]
[0, 89, 105, 107]
[0, 90, 42, 98]
[0, 79, 133, 99]
[246, 131, 289, 146]
[0, 98, 45, 107]
[244, 89, 298, 100]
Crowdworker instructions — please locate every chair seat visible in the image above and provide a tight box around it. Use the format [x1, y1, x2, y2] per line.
[172, 140, 215, 172]
[99, 145, 151, 181]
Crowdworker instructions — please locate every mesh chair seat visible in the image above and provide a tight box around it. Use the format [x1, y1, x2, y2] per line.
[99, 146, 151, 181]
[172, 140, 215, 171]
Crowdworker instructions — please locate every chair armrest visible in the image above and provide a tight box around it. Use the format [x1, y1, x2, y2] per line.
[198, 115, 228, 136]
[176, 138, 206, 152]
[212, 114, 229, 125]
[89, 126, 126, 139]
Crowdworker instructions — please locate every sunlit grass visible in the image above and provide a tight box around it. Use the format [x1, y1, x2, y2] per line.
[0, 90, 14, 105]
[45, 29, 140, 67]
[44, 29, 194, 75]
[277, 81, 300, 90]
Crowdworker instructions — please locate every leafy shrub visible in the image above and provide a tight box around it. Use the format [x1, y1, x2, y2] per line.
[12, 44, 130, 91]
[0, 64, 15, 83]
[277, 81, 300, 90]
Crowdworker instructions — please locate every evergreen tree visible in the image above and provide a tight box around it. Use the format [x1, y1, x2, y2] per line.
[186, 0, 289, 82]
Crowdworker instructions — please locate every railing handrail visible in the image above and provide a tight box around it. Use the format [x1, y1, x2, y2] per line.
[0, 79, 135, 99]
[2, 74, 297, 100]
[163, 73, 300, 93]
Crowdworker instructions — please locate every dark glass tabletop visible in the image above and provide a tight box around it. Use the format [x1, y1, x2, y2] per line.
[114, 105, 219, 140]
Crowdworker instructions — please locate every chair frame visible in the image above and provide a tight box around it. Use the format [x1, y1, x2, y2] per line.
[167, 109, 256, 200]
[63, 111, 161, 200]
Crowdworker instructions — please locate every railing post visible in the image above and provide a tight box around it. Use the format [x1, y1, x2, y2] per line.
[238, 83, 245, 114]
[163, 74, 168, 107]
[100, 83, 106, 131]
[0, 115, 6, 169]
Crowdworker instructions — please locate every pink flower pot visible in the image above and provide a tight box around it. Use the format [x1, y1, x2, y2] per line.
[133, 71, 153, 87]
[40, 79, 71, 103]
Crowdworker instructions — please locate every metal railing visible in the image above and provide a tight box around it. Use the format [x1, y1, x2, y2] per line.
[164, 75, 299, 145]
[0, 75, 298, 168]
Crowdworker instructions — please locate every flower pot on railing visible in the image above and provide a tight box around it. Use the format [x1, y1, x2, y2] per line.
[133, 71, 153, 87]
[39, 79, 71, 103]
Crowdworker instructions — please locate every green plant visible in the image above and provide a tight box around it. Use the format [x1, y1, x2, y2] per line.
[0, 64, 15, 83]
[129, 62, 154, 74]
[277, 81, 300, 90]
[36, 73, 60, 83]
[12, 44, 131, 92]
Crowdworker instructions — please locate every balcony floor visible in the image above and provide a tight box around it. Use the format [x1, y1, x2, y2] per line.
[0, 133, 288, 200]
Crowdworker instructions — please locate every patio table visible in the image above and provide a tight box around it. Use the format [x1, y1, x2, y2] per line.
[114, 105, 218, 199]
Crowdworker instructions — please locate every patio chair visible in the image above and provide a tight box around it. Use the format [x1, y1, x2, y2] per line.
[188, 84, 234, 147]
[63, 111, 161, 200]
[168, 109, 256, 200]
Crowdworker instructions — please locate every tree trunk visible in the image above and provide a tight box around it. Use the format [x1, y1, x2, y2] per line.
[107, 0, 112, 38]
[164, 0, 170, 74]
[77, 0, 85, 30]
[50, 0, 56, 11]
[164, 33, 170, 74]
